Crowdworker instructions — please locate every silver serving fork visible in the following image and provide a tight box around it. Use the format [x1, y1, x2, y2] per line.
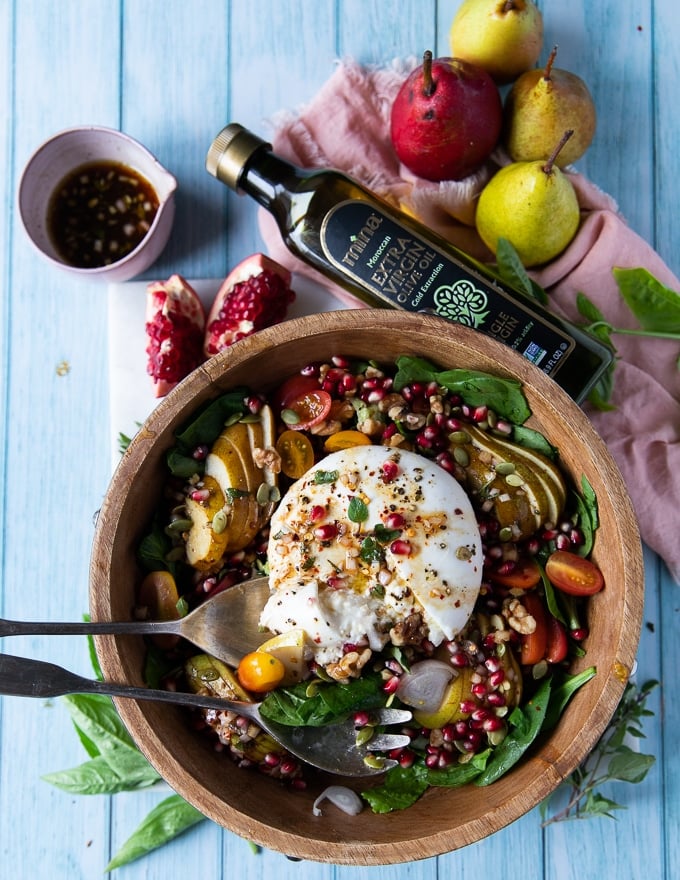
[0, 653, 412, 777]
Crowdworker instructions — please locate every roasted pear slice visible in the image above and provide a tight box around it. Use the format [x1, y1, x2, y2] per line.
[449, 424, 567, 538]
[184, 474, 231, 571]
[204, 433, 262, 552]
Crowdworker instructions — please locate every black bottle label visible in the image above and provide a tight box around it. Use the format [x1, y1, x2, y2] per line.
[320, 200, 575, 378]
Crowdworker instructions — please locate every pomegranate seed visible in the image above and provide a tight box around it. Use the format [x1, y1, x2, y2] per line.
[486, 692, 506, 707]
[353, 710, 371, 727]
[263, 752, 280, 767]
[389, 539, 412, 556]
[435, 450, 457, 474]
[314, 523, 338, 541]
[399, 749, 415, 769]
[192, 444, 209, 461]
[488, 669, 506, 688]
[381, 460, 399, 482]
[471, 682, 487, 697]
[571, 627, 589, 641]
[454, 721, 469, 737]
[245, 394, 263, 414]
[482, 716, 505, 732]
[383, 675, 401, 694]
[280, 758, 298, 776]
[471, 707, 490, 723]
[190, 488, 210, 503]
[460, 699, 477, 715]
[384, 512, 406, 529]
[437, 751, 454, 769]
[331, 355, 351, 368]
[300, 363, 319, 377]
[485, 657, 501, 673]
[450, 651, 469, 668]
[340, 373, 357, 394]
[441, 724, 456, 743]
[309, 505, 326, 522]
[555, 533, 571, 551]
[381, 423, 398, 441]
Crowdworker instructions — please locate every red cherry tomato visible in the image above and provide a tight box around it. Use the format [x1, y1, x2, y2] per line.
[545, 616, 569, 664]
[272, 373, 320, 412]
[487, 557, 541, 590]
[545, 550, 605, 596]
[283, 389, 332, 431]
[520, 592, 548, 666]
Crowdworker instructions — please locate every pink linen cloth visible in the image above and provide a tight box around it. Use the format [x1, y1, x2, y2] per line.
[257, 59, 680, 583]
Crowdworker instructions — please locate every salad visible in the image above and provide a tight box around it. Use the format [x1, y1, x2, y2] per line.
[137, 354, 602, 813]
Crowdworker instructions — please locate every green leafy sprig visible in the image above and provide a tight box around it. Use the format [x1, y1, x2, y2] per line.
[541, 679, 658, 824]
[494, 239, 680, 410]
[42, 634, 207, 871]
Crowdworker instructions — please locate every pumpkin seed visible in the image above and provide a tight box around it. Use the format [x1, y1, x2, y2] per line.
[453, 446, 470, 466]
[212, 509, 228, 534]
[498, 526, 514, 542]
[494, 461, 515, 475]
[363, 755, 387, 770]
[256, 483, 271, 505]
[165, 517, 193, 534]
[355, 727, 375, 747]
[281, 408, 300, 425]
[505, 473, 525, 487]
[448, 430, 470, 444]
[224, 411, 242, 427]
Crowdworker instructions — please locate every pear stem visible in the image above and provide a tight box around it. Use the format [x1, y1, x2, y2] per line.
[422, 50, 435, 97]
[543, 45, 558, 81]
[543, 130, 574, 174]
[502, 1, 518, 12]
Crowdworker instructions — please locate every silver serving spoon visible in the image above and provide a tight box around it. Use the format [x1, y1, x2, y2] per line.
[0, 653, 411, 776]
[0, 575, 272, 667]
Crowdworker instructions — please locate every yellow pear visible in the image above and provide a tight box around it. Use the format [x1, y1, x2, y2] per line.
[504, 46, 597, 166]
[475, 131, 580, 267]
[450, 0, 543, 84]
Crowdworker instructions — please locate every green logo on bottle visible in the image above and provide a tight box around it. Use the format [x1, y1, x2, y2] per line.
[433, 280, 489, 328]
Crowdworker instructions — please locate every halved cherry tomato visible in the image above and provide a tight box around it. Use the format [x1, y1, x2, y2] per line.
[276, 429, 315, 479]
[545, 616, 569, 664]
[520, 591, 548, 665]
[323, 429, 372, 453]
[138, 570, 181, 650]
[237, 651, 285, 693]
[272, 373, 320, 412]
[545, 550, 605, 596]
[283, 389, 332, 431]
[487, 556, 541, 590]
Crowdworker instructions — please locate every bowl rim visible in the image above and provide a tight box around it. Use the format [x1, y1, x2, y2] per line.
[90, 309, 644, 864]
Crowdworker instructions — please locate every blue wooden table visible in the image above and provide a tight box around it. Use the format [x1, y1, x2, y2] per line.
[1, 2, 677, 878]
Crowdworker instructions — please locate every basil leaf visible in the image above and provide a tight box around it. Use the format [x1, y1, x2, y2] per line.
[474, 677, 552, 786]
[496, 238, 548, 304]
[62, 694, 160, 786]
[613, 266, 680, 333]
[393, 356, 532, 424]
[42, 755, 156, 795]
[606, 745, 655, 784]
[105, 795, 205, 872]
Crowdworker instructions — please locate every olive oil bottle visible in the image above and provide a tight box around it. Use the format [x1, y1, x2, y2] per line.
[206, 123, 612, 403]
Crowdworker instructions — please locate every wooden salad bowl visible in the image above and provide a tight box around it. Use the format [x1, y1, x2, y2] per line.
[90, 310, 643, 865]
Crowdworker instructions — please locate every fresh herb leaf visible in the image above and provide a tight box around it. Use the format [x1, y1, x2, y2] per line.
[105, 795, 205, 872]
[542, 679, 658, 825]
[393, 355, 531, 424]
[314, 469, 339, 484]
[495, 237, 548, 304]
[173, 390, 248, 454]
[571, 475, 599, 557]
[542, 666, 597, 733]
[118, 431, 133, 455]
[348, 496, 369, 523]
[512, 424, 557, 458]
[42, 755, 155, 795]
[138, 517, 176, 574]
[613, 267, 680, 333]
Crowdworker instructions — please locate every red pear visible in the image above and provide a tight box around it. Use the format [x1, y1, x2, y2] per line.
[390, 51, 502, 182]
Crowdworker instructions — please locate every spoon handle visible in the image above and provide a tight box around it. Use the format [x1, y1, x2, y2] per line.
[0, 652, 257, 714]
[0, 617, 180, 638]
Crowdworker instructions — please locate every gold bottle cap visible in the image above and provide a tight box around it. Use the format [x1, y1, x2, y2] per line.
[205, 123, 270, 191]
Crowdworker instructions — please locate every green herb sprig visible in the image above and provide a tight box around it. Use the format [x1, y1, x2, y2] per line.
[541, 679, 658, 824]
[494, 239, 680, 410]
[42, 633, 207, 871]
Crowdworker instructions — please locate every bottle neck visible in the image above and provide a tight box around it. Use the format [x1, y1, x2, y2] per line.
[239, 150, 302, 211]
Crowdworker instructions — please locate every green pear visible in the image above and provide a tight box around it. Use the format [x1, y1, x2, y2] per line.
[450, 0, 543, 85]
[503, 45, 597, 166]
[475, 131, 580, 267]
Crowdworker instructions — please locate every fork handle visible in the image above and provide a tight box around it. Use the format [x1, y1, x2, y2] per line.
[0, 652, 258, 716]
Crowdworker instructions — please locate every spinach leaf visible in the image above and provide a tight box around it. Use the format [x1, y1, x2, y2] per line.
[173, 389, 248, 453]
[571, 475, 599, 557]
[105, 795, 205, 872]
[393, 355, 531, 424]
[474, 677, 552, 786]
[512, 424, 557, 459]
[260, 674, 386, 727]
[138, 516, 176, 574]
[613, 266, 680, 333]
[542, 666, 597, 733]
[361, 764, 430, 814]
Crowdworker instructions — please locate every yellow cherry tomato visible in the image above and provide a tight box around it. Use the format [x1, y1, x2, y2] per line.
[275, 429, 314, 479]
[323, 430, 372, 453]
[237, 651, 286, 693]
